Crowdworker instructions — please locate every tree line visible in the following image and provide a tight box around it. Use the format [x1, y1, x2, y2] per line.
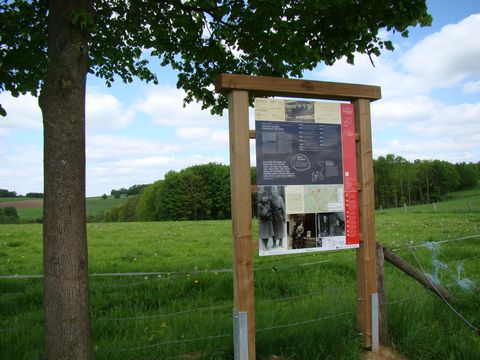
[95, 157, 478, 223]
[2, 157, 478, 224]
[0, 189, 43, 198]
[374, 155, 479, 209]
[0, 189, 17, 197]
[108, 184, 150, 198]
[93, 163, 238, 222]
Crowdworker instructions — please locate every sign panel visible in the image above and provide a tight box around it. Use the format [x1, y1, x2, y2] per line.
[255, 99, 359, 255]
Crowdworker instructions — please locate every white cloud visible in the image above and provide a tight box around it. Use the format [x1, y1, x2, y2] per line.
[1, 144, 42, 170]
[175, 127, 229, 148]
[372, 101, 480, 141]
[316, 14, 480, 98]
[87, 155, 176, 195]
[113, 156, 175, 169]
[0, 89, 138, 134]
[375, 138, 478, 163]
[0, 128, 10, 138]
[0, 93, 42, 131]
[401, 14, 480, 88]
[315, 14, 480, 164]
[373, 101, 480, 162]
[86, 91, 136, 129]
[315, 52, 428, 99]
[372, 96, 437, 127]
[405, 102, 480, 138]
[135, 85, 225, 127]
[86, 134, 180, 162]
[0, 144, 43, 194]
[174, 154, 226, 168]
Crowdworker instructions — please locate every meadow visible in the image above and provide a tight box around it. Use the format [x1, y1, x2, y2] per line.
[0, 186, 479, 359]
[0, 195, 129, 220]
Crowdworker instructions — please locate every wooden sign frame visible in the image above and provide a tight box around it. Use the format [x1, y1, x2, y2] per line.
[215, 74, 381, 359]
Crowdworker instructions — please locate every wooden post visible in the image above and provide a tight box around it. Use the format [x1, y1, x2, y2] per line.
[354, 98, 377, 347]
[376, 243, 388, 344]
[228, 90, 256, 359]
[216, 74, 382, 353]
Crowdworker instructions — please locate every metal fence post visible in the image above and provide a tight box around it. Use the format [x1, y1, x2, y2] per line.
[233, 311, 249, 360]
[371, 293, 379, 353]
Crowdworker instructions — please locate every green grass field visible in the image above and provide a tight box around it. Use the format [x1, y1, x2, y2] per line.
[1, 186, 479, 359]
[0, 197, 34, 203]
[0, 195, 129, 220]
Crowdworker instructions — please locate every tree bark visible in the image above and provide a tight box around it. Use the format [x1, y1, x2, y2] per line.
[40, 1, 93, 358]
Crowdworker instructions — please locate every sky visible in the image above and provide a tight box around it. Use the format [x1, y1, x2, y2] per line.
[0, 1, 479, 197]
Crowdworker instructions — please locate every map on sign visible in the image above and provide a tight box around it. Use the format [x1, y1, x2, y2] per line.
[255, 98, 360, 256]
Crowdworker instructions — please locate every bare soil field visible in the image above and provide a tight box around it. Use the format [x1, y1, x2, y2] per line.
[0, 200, 43, 208]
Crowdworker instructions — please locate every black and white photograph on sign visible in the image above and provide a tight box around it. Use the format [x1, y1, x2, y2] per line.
[317, 212, 345, 237]
[255, 98, 360, 255]
[287, 213, 317, 249]
[285, 100, 315, 122]
[316, 212, 346, 249]
[258, 185, 287, 253]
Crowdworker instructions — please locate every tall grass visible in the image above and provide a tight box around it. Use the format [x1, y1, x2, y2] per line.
[1, 185, 479, 359]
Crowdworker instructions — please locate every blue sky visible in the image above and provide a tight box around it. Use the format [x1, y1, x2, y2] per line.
[1, 1, 479, 196]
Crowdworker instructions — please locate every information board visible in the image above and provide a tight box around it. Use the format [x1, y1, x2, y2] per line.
[255, 99, 360, 255]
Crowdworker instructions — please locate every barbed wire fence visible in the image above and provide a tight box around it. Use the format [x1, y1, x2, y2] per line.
[1, 233, 479, 356]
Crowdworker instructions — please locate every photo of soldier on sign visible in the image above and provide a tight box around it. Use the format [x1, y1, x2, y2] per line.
[255, 98, 360, 256]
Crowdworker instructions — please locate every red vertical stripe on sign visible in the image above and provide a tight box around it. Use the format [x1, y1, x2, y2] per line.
[341, 104, 359, 245]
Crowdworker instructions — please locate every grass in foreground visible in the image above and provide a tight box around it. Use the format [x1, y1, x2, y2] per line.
[0, 186, 479, 359]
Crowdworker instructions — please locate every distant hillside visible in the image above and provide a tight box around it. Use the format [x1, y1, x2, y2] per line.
[0, 195, 129, 221]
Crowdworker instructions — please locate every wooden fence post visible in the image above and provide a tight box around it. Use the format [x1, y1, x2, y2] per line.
[354, 98, 377, 347]
[376, 243, 388, 344]
[228, 90, 256, 359]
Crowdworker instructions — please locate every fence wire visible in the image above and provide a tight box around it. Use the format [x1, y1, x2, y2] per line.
[392, 234, 480, 252]
[2, 233, 479, 341]
[406, 244, 479, 333]
[2, 233, 477, 281]
[256, 310, 355, 332]
[101, 333, 230, 353]
[96, 289, 474, 354]
[96, 284, 353, 322]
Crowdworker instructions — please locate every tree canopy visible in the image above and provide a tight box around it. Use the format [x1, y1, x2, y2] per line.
[1, 0, 432, 115]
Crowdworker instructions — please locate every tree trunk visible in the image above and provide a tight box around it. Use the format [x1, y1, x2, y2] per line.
[40, 1, 93, 358]
[426, 175, 430, 203]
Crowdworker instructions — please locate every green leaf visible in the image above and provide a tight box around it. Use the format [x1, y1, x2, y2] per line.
[0, 104, 7, 117]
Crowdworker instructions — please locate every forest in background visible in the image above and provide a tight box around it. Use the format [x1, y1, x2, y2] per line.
[374, 155, 478, 208]
[93, 156, 479, 223]
[2, 156, 478, 224]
